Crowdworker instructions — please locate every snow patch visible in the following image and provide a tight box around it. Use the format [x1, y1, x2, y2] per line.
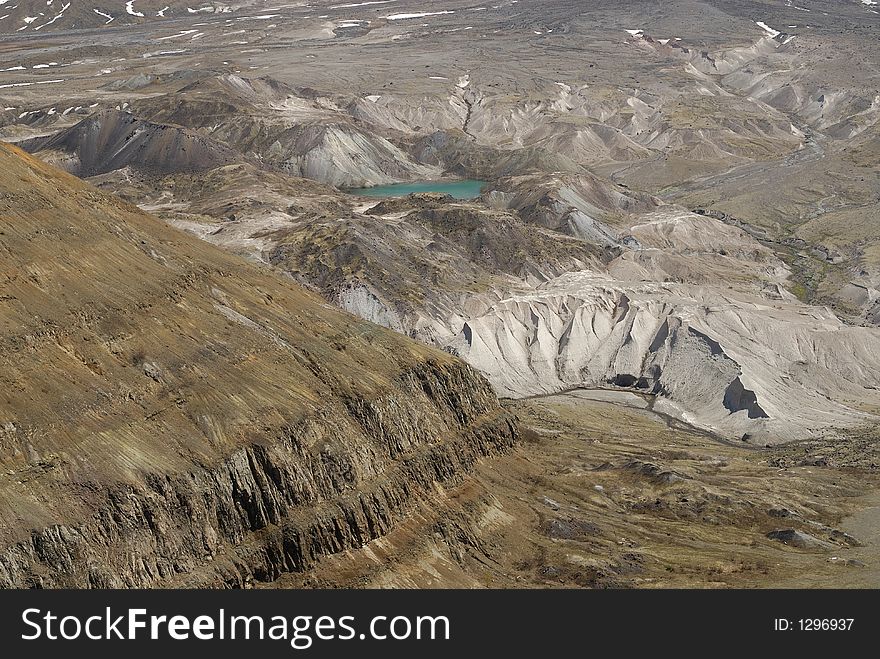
[125, 1, 143, 17]
[0, 79, 64, 89]
[330, 1, 394, 7]
[386, 11, 454, 20]
[156, 29, 199, 40]
[756, 21, 780, 38]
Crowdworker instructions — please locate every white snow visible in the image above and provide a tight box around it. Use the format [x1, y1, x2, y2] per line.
[756, 21, 780, 38]
[34, 0, 68, 29]
[365, 94, 381, 102]
[157, 6, 169, 17]
[93, 9, 113, 23]
[125, 1, 144, 18]
[624, 29, 643, 36]
[32, 62, 59, 68]
[2, 65, 25, 71]
[142, 49, 188, 58]
[386, 11, 454, 20]
[0, 79, 64, 89]
[156, 29, 198, 40]
[330, 1, 394, 7]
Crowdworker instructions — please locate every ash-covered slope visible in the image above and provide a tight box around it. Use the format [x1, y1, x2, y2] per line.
[485, 172, 660, 246]
[446, 208, 880, 444]
[126, 76, 440, 187]
[20, 109, 241, 177]
[0, 142, 515, 588]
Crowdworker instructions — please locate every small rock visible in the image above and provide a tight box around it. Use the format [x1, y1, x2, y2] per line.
[541, 496, 561, 511]
[594, 485, 605, 492]
[767, 529, 833, 550]
[142, 361, 162, 382]
[541, 517, 601, 540]
[768, 507, 795, 518]
[828, 529, 862, 547]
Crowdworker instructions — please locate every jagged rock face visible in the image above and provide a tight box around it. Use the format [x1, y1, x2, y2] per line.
[446, 270, 880, 443]
[0, 142, 516, 587]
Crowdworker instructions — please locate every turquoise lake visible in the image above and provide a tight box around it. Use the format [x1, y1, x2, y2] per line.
[347, 180, 488, 200]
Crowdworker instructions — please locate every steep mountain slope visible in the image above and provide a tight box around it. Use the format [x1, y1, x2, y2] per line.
[0, 142, 516, 587]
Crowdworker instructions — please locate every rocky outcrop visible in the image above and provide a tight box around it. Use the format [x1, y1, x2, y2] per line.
[0, 360, 515, 588]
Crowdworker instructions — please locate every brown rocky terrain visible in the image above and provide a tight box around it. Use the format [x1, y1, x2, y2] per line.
[1, 0, 879, 588]
[270, 391, 880, 588]
[0, 142, 516, 587]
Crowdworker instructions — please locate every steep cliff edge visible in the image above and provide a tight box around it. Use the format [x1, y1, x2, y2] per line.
[0, 142, 516, 587]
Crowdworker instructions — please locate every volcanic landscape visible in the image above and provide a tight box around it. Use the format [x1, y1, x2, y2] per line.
[1, 0, 879, 588]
